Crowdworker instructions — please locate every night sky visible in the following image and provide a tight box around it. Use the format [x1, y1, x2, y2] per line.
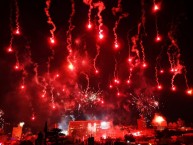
[0, 0, 193, 130]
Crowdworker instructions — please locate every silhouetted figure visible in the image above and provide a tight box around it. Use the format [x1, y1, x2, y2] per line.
[35, 131, 43, 145]
[20, 140, 33, 145]
[88, 136, 94, 145]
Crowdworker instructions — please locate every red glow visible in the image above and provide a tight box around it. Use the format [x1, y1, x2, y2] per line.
[109, 85, 113, 89]
[50, 37, 55, 44]
[68, 63, 74, 71]
[142, 63, 147, 68]
[15, 29, 20, 35]
[186, 89, 193, 95]
[157, 85, 162, 90]
[117, 92, 120, 96]
[160, 69, 164, 74]
[7, 47, 13, 53]
[128, 58, 132, 62]
[20, 85, 25, 89]
[114, 43, 119, 50]
[52, 105, 56, 109]
[156, 35, 161, 42]
[69, 49, 72, 53]
[126, 80, 130, 84]
[114, 79, 120, 84]
[95, 70, 99, 74]
[153, 4, 160, 12]
[14, 64, 19, 70]
[155, 115, 165, 124]
[170, 68, 174, 72]
[171, 86, 176, 91]
[75, 38, 80, 45]
[41, 94, 45, 98]
[82, 60, 85, 65]
[99, 33, 104, 39]
[31, 116, 35, 121]
[87, 23, 92, 29]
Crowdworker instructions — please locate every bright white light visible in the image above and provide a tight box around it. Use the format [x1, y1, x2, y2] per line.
[101, 121, 110, 129]
[61, 130, 68, 135]
[19, 122, 25, 127]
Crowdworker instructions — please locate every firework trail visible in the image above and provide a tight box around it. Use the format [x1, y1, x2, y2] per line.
[113, 58, 121, 96]
[44, 0, 56, 43]
[50, 84, 55, 108]
[19, 42, 34, 90]
[47, 57, 51, 76]
[140, 38, 146, 66]
[138, 4, 147, 66]
[14, 51, 20, 70]
[155, 47, 164, 89]
[41, 77, 48, 98]
[113, 58, 118, 83]
[82, 72, 90, 93]
[155, 65, 161, 89]
[83, 0, 93, 28]
[33, 63, 39, 84]
[93, 1, 105, 39]
[112, 0, 123, 16]
[92, 2, 105, 74]
[44, 0, 56, 81]
[131, 35, 140, 59]
[153, 0, 161, 41]
[28, 101, 35, 120]
[167, 31, 186, 90]
[126, 33, 133, 85]
[66, 0, 75, 70]
[15, 0, 20, 34]
[113, 13, 128, 49]
[0, 109, 4, 129]
[8, 0, 21, 71]
[127, 65, 133, 85]
[112, 0, 124, 49]
[113, 20, 120, 49]
[93, 44, 100, 74]
[132, 0, 148, 67]
[140, 0, 147, 35]
[8, 1, 14, 53]
[130, 20, 147, 69]
[20, 68, 27, 90]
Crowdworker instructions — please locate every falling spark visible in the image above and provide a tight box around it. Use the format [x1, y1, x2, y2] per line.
[167, 31, 186, 90]
[141, 0, 147, 35]
[8, 2, 14, 53]
[82, 72, 90, 93]
[93, 1, 105, 39]
[44, 0, 56, 44]
[66, 0, 75, 72]
[83, 0, 93, 29]
[113, 13, 128, 50]
[15, 0, 20, 35]
[186, 89, 193, 95]
[153, 0, 161, 42]
[93, 44, 100, 74]
[131, 35, 140, 59]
